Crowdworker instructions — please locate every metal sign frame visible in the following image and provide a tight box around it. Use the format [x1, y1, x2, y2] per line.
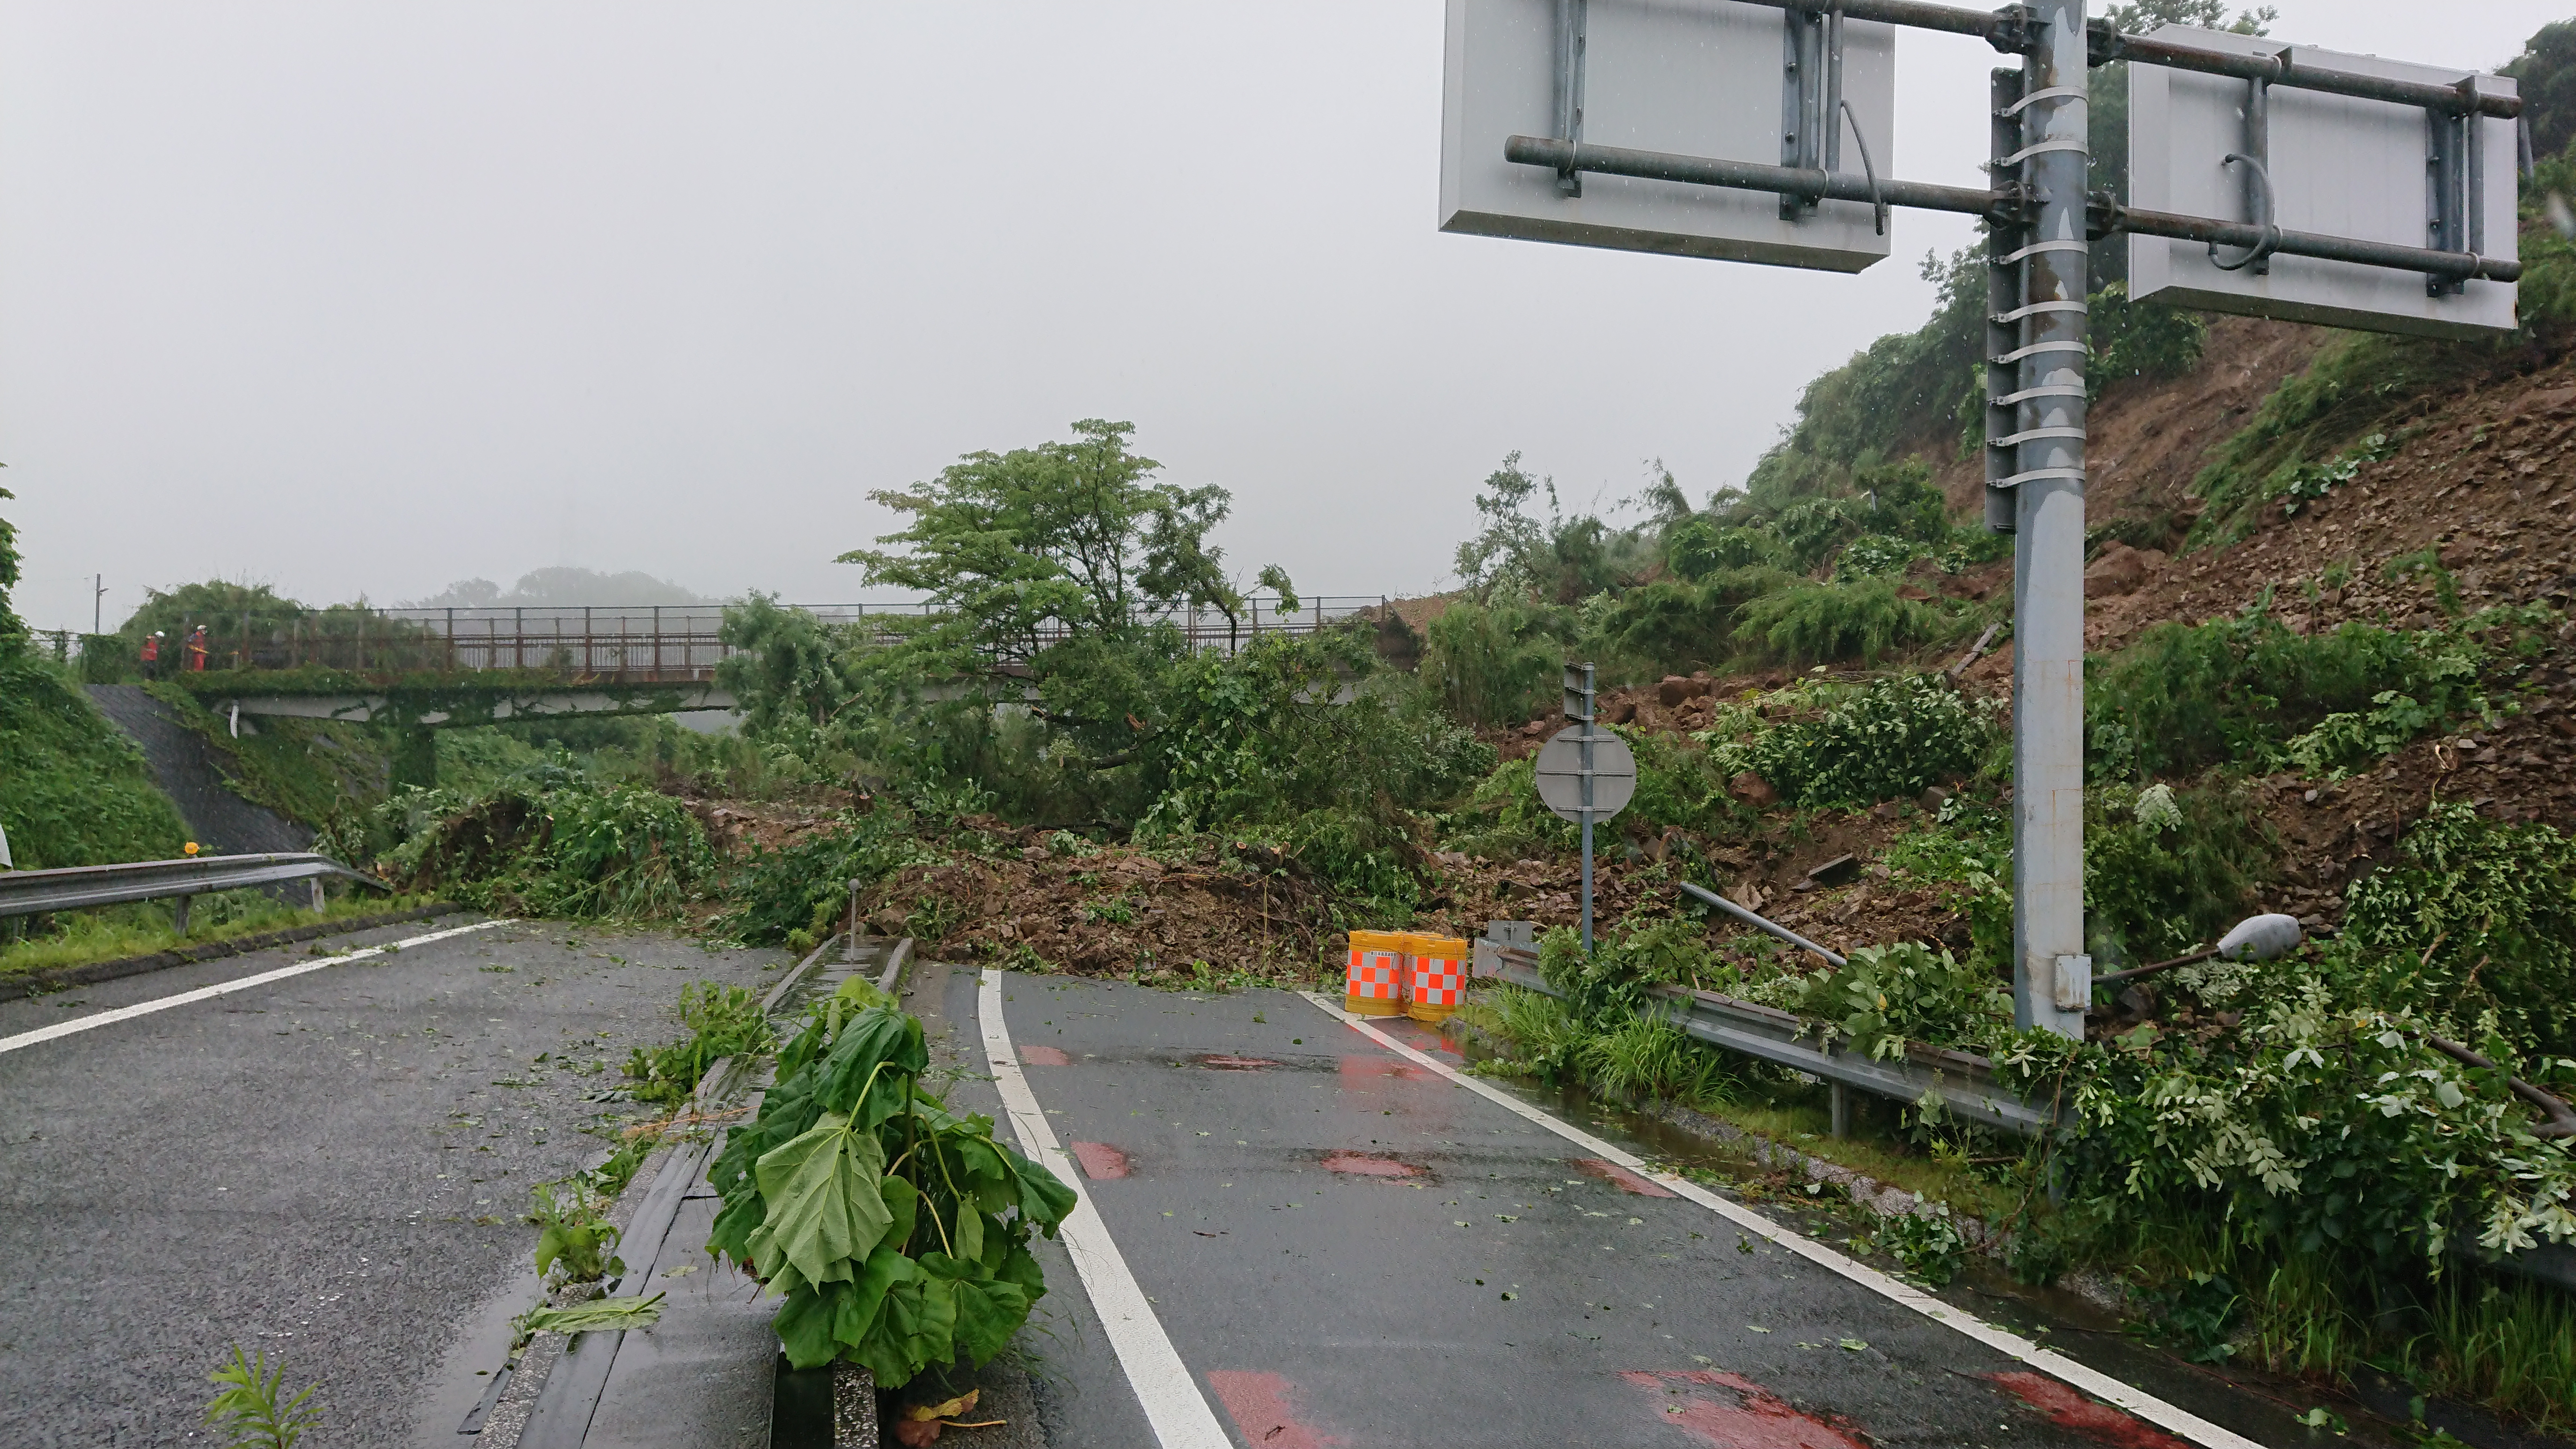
[1459, 0, 2524, 1039]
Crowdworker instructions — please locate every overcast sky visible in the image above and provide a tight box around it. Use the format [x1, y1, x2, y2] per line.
[5, 2, 2567, 631]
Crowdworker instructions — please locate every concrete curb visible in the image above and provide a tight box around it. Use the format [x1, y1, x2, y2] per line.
[0, 901, 469, 1003]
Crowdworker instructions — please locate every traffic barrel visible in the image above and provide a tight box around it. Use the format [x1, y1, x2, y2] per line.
[1407, 935, 1467, 1023]
[1343, 930, 1407, 1017]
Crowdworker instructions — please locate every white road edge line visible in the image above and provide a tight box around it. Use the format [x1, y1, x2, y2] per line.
[1302, 993, 2267, 1449]
[0, 918, 513, 1057]
[978, 969, 1234, 1449]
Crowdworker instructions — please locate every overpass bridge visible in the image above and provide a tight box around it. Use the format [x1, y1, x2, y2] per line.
[150, 595, 1394, 733]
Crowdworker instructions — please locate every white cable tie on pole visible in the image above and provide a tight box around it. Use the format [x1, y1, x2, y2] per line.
[2002, 239, 2091, 263]
[1988, 427, 2089, 448]
[1993, 300, 2089, 323]
[2000, 85, 2085, 116]
[1990, 466, 2089, 489]
[1994, 384, 2090, 405]
[1993, 340, 2090, 363]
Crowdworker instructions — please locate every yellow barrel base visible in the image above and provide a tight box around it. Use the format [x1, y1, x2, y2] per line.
[1406, 1003, 1457, 1024]
[1345, 995, 1405, 1017]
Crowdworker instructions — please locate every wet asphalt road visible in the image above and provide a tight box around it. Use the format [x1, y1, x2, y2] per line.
[0, 919, 790, 1449]
[975, 971, 2299, 1449]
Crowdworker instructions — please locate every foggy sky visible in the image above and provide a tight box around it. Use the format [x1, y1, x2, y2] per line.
[5, 1, 2566, 632]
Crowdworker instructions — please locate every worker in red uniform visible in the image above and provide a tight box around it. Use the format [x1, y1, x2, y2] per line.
[186, 625, 209, 672]
[140, 631, 162, 680]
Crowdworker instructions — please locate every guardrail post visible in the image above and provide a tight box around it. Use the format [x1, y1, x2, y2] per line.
[310, 878, 328, 914]
[172, 894, 190, 936]
[1830, 1081, 1850, 1138]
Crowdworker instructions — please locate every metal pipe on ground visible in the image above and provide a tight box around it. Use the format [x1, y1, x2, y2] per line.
[1676, 879, 1845, 968]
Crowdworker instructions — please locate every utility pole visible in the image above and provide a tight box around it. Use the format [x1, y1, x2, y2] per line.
[94, 575, 106, 634]
[2004, 0, 2092, 1039]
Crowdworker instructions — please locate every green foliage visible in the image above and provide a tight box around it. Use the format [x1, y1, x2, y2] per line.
[1133, 631, 1490, 907]
[2086, 600, 2537, 780]
[1881, 1203, 1969, 1288]
[0, 485, 24, 653]
[511, 1293, 666, 1347]
[1421, 597, 1566, 727]
[2085, 782, 2275, 966]
[1732, 578, 1962, 668]
[625, 981, 778, 1105]
[0, 653, 189, 868]
[1705, 674, 1999, 809]
[712, 810, 944, 951]
[842, 419, 1273, 683]
[705, 987, 1076, 1383]
[1770, 941, 2011, 1060]
[2088, 283, 2208, 396]
[1453, 453, 1666, 606]
[717, 593, 860, 738]
[2341, 803, 2576, 1058]
[531, 1178, 623, 1283]
[203, 1346, 320, 1449]
[1741, 249, 1986, 506]
[2504, 19, 2576, 161]
[358, 779, 716, 919]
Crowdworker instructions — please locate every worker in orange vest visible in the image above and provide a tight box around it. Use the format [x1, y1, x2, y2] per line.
[186, 625, 209, 672]
[140, 631, 162, 680]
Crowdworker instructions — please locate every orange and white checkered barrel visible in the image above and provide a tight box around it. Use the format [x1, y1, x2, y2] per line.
[1407, 935, 1468, 1022]
[1343, 930, 1407, 1017]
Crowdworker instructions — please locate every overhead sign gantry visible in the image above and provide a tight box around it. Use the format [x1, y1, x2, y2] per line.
[1440, 0, 2523, 1038]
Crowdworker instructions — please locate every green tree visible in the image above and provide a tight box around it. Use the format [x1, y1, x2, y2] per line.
[0, 485, 24, 653]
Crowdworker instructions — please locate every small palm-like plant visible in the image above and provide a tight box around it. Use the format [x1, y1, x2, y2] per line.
[204, 1345, 320, 1449]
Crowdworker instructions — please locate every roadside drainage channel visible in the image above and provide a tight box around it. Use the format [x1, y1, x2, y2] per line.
[461, 932, 911, 1448]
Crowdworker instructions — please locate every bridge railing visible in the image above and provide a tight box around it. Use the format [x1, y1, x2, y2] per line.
[116, 597, 1398, 681]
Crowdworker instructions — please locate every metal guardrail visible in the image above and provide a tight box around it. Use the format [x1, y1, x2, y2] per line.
[1482, 947, 2060, 1139]
[0, 853, 388, 921]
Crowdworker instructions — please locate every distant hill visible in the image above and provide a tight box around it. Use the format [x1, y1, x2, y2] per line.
[404, 567, 713, 609]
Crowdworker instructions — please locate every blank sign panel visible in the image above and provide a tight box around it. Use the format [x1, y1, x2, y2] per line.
[2129, 25, 2518, 340]
[1440, 0, 1896, 272]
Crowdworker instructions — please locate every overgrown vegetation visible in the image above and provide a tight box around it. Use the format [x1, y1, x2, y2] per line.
[202, 1346, 320, 1449]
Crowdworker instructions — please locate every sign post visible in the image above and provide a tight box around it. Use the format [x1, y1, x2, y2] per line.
[1533, 662, 1638, 952]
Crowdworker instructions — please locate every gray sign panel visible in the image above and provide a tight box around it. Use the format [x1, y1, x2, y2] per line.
[1440, 0, 1895, 272]
[2129, 25, 2518, 340]
[1533, 727, 1637, 824]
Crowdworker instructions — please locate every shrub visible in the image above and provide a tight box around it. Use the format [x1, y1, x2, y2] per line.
[2085, 781, 2276, 965]
[2339, 803, 2576, 1058]
[1421, 598, 1565, 726]
[625, 981, 777, 1105]
[1718, 673, 1999, 808]
[2086, 601, 2537, 780]
[1763, 941, 2012, 1060]
[1734, 578, 1961, 667]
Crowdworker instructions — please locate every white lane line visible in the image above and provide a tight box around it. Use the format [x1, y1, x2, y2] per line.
[1303, 993, 2266, 1449]
[0, 918, 512, 1057]
[979, 969, 1233, 1449]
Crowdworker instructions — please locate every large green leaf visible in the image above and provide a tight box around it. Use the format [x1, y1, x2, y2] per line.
[754, 1114, 893, 1288]
[831, 1241, 919, 1353]
[951, 1277, 1031, 1364]
[998, 1142, 1077, 1229]
[813, 1008, 926, 1119]
[706, 1188, 767, 1266]
[775, 1282, 842, 1370]
[951, 1196, 985, 1265]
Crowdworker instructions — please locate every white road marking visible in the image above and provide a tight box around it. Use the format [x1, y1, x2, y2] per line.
[1303, 993, 2267, 1449]
[979, 969, 1234, 1449]
[0, 918, 512, 1057]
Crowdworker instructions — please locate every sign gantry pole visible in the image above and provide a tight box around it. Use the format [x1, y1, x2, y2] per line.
[2007, 0, 2092, 1038]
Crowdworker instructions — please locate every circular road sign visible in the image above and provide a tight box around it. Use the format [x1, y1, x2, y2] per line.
[1533, 727, 1638, 825]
